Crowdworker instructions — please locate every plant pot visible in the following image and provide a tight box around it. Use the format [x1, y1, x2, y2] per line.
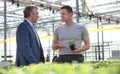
[69, 44, 76, 50]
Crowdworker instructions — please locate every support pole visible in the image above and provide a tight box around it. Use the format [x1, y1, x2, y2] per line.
[101, 25, 104, 60]
[52, 23, 55, 56]
[76, 0, 79, 23]
[81, 0, 87, 16]
[4, 0, 7, 61]
[97, 18, 101, 60]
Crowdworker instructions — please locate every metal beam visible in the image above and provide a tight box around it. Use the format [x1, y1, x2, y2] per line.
[76, 0, 79, 23]
[4, 0, 7, 61]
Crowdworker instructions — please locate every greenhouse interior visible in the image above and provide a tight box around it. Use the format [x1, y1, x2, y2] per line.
[0, 0, 120, 74]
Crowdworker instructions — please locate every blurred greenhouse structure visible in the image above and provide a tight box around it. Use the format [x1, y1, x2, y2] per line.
[0, 0, 120, 63]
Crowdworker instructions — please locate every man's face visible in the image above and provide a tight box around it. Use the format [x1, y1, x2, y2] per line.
[31, 9, 39, 23]
[60, 9, 72, 22]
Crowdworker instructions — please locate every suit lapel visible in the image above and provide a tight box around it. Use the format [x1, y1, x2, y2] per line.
[23, 20, 45, 62]
[23, 20, 41, 47]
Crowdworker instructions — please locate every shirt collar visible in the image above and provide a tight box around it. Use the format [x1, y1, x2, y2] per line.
[25, 19, 33, 26]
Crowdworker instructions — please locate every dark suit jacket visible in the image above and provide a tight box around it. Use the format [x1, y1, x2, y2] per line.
[15, 20, 45, 66]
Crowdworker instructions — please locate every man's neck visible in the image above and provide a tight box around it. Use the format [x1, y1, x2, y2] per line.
[65, 20, 74, 25]
[26, 18, 34, 26]
[27, 18, 34, 24]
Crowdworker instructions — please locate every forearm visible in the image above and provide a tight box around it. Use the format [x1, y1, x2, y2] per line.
[72, 44, 90, 53]
[79, 44, 90, 52]
[77, 36, 90, 52]
[52, 44, 58, 50]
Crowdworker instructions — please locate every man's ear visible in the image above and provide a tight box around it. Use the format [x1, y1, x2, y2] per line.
[70, 12, 73, 17]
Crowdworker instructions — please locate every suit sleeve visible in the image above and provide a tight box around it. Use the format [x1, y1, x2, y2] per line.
[16, 23, 38, 64]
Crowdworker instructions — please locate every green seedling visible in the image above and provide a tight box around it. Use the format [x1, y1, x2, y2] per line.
[68, 40, 76, 50]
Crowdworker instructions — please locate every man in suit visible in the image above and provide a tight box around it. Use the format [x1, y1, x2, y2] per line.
[15, 5, 45, 66]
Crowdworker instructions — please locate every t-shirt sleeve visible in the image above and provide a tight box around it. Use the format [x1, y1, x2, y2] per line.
[81, 26, 89, 40]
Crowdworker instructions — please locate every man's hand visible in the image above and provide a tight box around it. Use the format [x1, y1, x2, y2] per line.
[71, 48, 81, 53]
[71, 36, 90, 53]
[56, 41, 65, 49]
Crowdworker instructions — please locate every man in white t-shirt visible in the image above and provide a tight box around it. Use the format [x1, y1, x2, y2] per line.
[52, 5, 90, 63]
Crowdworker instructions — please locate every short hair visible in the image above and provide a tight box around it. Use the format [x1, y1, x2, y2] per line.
[23, 6, 38, 18]
[61, 5, 73, 13]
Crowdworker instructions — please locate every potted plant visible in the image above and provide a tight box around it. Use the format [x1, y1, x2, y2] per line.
[68, 40, 76, 51]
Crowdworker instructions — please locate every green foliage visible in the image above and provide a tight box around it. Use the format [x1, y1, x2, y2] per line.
[0, 61, 120, 74]
[68, 39, 75, 45]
